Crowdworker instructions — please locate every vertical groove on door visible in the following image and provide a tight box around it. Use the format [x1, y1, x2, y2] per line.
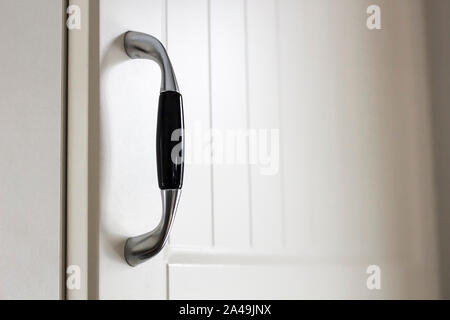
[243, 0, 253, 248]
[274, 0, 287, 249]
[207, 0, 216, 247]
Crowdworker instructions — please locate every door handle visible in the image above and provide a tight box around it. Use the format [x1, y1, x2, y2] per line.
[123, 31, 184, 267]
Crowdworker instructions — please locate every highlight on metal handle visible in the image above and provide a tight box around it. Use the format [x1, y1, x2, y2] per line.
[124, 189, 181, 266]
[123, 31, 184, 267]
[123, 31, 179, 93]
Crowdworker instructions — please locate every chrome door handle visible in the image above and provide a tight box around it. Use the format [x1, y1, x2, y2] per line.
[123, 31, 184, 267]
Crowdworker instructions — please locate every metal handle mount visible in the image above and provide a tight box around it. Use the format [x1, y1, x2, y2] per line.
[123, 31, 184, 267]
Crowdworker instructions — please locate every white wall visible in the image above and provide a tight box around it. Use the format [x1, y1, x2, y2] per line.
[0, 0, 65, 299]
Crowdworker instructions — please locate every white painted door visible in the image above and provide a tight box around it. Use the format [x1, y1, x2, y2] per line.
[67, 0, 440, 299]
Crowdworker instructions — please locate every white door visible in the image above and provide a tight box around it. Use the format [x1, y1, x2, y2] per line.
[67, 0, 440, 299]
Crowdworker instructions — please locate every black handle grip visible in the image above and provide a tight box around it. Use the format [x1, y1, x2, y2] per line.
[156, 91, 184, 190]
